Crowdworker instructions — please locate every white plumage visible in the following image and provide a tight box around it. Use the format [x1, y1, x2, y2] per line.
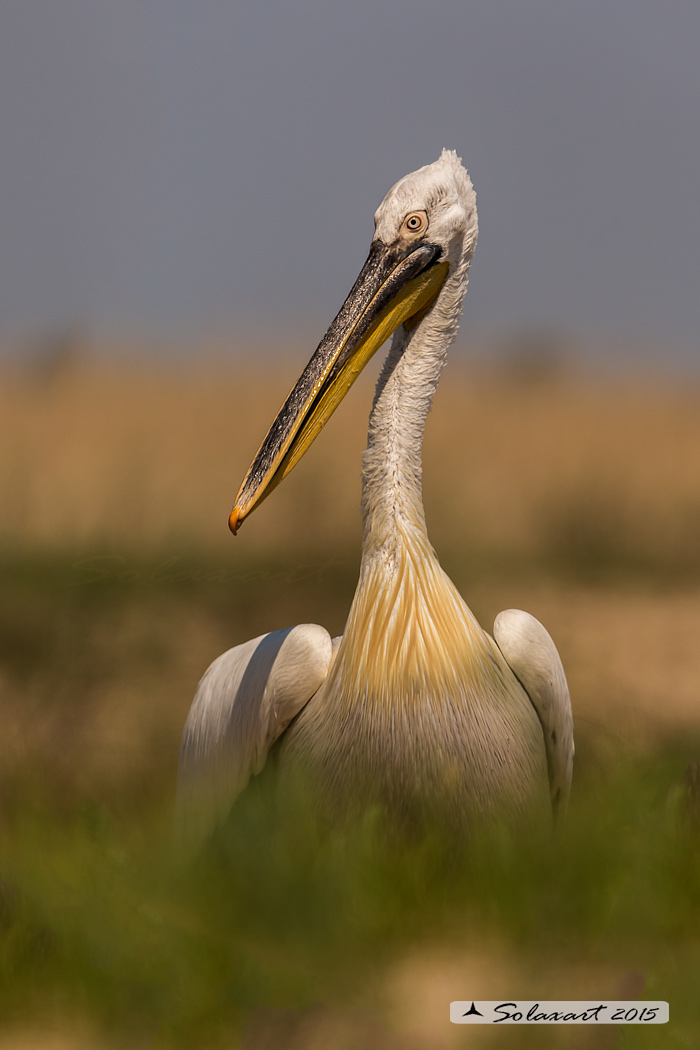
[178, 151, 573, 841]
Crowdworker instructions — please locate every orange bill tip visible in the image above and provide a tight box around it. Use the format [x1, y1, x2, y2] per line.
[228, 508, 242, 535]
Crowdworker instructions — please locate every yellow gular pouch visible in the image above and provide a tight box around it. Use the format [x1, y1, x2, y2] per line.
[275, 260, 450, 483]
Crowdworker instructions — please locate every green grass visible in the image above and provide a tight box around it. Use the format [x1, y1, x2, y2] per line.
[0, 547, 699, 1047]
[2, 752, 699, 1047]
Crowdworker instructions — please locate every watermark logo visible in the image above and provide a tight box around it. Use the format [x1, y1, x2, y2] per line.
[450, 1001, 669, 1024]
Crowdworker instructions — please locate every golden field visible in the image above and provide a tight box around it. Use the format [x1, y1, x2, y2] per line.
[0, 342, 699, 1048]
[2, 346, 700, 744]
[3, 344, 700, 564]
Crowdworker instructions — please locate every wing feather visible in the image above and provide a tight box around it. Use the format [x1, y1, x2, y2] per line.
[177, 623, 333, 842]
[493, 609, 574, 815]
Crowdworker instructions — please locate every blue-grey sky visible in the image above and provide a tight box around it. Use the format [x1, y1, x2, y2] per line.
[1, 1, 699, 364]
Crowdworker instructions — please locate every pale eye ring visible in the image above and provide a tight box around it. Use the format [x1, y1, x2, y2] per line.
[404, 212, 426, 233]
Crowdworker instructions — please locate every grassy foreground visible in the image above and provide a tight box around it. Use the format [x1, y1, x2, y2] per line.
[1, 356, 699, 1046]
[3, 738, 700, 1050]
[0, 546, 698, 1049]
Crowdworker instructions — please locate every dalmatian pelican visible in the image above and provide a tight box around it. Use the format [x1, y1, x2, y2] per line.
[178, 150, 573, 839]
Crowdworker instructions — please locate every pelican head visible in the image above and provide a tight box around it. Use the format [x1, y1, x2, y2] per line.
[372, 149, 477, 276]
[229, 149, 478, 533]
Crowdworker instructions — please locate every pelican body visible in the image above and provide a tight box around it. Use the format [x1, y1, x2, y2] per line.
[178, 151, 573, 838]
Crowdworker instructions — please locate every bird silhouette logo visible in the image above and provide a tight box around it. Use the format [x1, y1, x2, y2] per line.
[462, 1002, 484, 1017]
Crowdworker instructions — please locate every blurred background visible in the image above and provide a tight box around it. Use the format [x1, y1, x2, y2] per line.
[1, 3, 699, 1048]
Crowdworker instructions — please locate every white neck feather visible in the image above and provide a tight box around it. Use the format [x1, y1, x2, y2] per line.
[360, 249, 473, 564]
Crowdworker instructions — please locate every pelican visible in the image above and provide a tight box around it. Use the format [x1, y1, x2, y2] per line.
[178, 150, 573, 839]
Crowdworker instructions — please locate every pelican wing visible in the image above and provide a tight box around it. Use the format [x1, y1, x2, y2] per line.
[177, 623, 335, 842]
[493, 609, 574, 815]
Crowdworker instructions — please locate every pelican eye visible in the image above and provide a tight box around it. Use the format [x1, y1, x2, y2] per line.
[403, 211, 427, 235]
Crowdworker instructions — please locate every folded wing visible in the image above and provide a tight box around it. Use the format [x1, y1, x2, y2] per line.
[177, 623, 334, 843]
[493, 609, 574, 816]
